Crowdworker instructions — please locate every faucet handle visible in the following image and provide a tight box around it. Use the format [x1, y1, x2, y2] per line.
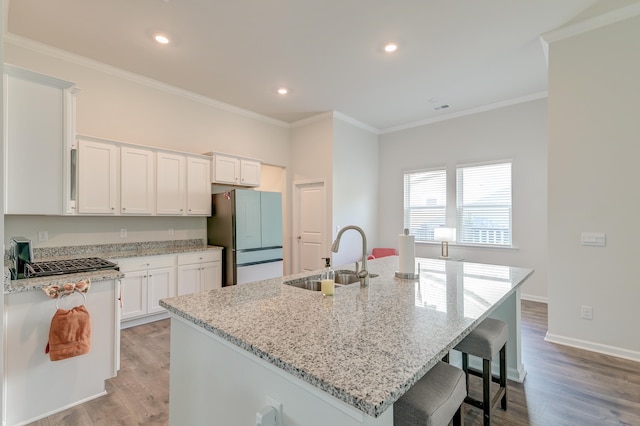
[355, 261, 360, 273]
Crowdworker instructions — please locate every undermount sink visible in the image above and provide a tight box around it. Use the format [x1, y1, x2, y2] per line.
[283, 270, 377, 291]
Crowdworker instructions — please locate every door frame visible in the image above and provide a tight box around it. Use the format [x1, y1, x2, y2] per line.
[292, 179, 327, 274]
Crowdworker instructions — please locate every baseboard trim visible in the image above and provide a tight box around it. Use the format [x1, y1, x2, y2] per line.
[545, 332, 640, 363]
[520, 294, 548, 304]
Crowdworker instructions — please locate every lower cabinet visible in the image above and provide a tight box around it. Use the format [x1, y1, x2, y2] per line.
[177, 251, 222, 295]
[117, 250, 222, 327]
[118, 255, 176, 325]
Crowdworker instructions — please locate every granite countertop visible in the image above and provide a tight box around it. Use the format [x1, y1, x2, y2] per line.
[5, 239, 222, 294]
[160, 256, 534, 418]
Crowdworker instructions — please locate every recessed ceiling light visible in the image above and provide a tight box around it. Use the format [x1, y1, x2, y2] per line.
[384, 43, 398, 53]
[277, 88, 288, 95]
[154, 34, 170, 45]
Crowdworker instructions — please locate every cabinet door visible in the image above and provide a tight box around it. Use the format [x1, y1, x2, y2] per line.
[240, 159, 261, 186]
[78, 139, 119, 214]
[200, 261, 222, 292]
[5, 70, 72, 214]
[121, 146, 155, 215]
[235, 189, 263, 249]
[157, 152, 186, 215]
[177, 264, 200, 296]
[186, 156, 212, 215]
[121, 270, 147, 320]
[213, 155, 240, 184]
[147, 266, 176, 314]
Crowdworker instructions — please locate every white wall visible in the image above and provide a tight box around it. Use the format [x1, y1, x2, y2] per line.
[547, 15, 640, 360]
[3, 40, 291, 249]
[379, 99, 548, 301]
[290, 114, 334, 269]
[332, 118, 379, 267]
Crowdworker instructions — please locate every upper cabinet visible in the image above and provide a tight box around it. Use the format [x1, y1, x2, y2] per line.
[4, 65, 77, 215]
[211, 153, 261, 187]
[76, 136, 211, 217]
[77, 139, 119, 214]
[120, 146, 155, 215]
[156, 152, 186, 215]
[186, 156, 212, 215]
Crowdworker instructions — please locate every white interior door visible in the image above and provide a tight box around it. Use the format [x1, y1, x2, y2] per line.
[293, 180, 326, 273]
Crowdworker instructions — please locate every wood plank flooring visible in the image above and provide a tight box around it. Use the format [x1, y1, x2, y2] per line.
[28, 301, 640, 425]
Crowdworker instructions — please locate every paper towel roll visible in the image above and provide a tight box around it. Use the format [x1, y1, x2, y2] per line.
[398, 233, 415, 273]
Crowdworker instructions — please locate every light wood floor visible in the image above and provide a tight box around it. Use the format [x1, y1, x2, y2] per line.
[29, 301, 640, 425]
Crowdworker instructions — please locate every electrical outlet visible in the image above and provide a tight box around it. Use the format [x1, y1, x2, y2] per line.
[120, 229, 128, 238]
[581, 305, 593, 320]
[169, 228, 174, 236]
[38, 231, 48, 242]
[265, 396, 282, 426]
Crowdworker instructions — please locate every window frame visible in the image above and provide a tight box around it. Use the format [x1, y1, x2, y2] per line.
[402, 159, 514, 248]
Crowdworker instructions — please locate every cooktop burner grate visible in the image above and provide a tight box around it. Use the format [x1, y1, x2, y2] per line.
[24, 257, 119, 278]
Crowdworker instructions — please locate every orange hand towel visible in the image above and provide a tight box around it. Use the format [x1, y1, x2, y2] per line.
[45, 305, 92, 361]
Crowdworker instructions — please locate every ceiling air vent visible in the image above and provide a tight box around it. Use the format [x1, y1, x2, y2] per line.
[433, 104, 450, 111]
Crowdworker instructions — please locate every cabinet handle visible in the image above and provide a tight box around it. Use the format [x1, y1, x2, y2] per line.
[111, 207, 115, 210]
[180, 209, 184, 212]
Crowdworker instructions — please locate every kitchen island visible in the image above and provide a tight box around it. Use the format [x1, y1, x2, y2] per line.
[160, 256, 533, 425]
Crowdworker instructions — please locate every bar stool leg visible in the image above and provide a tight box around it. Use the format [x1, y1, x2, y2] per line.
[483, 358, 491, 426]
[500, 344, 507, 410]
[452, 406, 462, 426]
[461, 352, 469, 391]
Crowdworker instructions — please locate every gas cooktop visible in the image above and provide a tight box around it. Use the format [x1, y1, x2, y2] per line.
[24, 257, 119, 278]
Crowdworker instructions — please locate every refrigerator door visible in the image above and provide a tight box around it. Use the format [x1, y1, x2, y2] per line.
[260, 191, 283, 248]
[234, 189, 262, 250]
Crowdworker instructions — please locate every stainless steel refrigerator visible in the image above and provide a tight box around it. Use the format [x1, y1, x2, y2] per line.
[207, 189, 283, 286]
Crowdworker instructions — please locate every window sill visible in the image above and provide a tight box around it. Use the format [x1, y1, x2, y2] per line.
[417, 241, 519, 251]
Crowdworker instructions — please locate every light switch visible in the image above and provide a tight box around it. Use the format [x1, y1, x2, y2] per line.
[581, 232, 605, 247]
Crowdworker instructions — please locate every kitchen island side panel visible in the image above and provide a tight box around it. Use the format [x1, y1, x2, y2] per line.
[169, 316, 392, 426]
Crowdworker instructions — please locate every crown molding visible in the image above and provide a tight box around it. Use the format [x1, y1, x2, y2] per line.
[4, 33, 290, 128]
[332, 111, 380, 134]
[380, 92, 548, 135]
[290, 111, 334, 128]
[542, 2, 640, 44]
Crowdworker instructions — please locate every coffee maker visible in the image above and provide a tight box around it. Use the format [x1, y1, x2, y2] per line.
[9, 236, 33, 279]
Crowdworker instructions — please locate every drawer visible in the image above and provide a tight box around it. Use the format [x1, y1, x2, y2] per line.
[178, 250, 221, 265]
[117, 254, 176, 272]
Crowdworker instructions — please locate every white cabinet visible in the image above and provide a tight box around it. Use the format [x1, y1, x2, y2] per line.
[117, 255, 176, 325]
[157, 152, 186, 215]
[77, 139, 119, 214]
[212, 154, 240, 184]
[186, 156, 212, 215]
[177, 251, 222, 295]
[4, 65, 76, 214]
[211, 153, 261, 187]
[240, 158, 261, 186]
[120, 146, 155, 215]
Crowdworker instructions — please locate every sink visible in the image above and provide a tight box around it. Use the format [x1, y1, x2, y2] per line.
[284, 275, 344, 291]
[334, 271, 360, 285]
[283, 270, 377, 291]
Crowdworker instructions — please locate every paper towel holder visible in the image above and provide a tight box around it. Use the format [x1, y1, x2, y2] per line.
[395, 264, 420, 280]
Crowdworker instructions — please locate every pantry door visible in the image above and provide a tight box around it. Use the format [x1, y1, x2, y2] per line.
[293, 180, 326, 273]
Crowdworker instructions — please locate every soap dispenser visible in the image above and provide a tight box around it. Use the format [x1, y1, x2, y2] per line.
[321, 257, 335, 296]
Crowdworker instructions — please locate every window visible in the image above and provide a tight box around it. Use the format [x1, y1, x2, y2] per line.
[456, 162, 512, 245]
[403, 161, 512, 246]
[403, 169, 446, 241]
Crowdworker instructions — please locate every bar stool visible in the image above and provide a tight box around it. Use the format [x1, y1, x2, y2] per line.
[454, 317, 508, 426]
[394, 361, 466, 426]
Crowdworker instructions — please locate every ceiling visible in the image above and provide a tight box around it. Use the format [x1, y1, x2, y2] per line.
[3, 0, 623, 131]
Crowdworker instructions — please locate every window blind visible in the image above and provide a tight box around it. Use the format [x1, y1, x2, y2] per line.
[456, 162, 512, 245]
[403, 169, 446, 241]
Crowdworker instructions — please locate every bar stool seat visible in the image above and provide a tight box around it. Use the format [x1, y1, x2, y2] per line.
[394, 361, 466, 426]
[454, 317, 508, 426]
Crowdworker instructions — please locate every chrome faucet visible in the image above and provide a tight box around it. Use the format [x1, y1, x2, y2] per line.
[331, 225, 369, 287]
